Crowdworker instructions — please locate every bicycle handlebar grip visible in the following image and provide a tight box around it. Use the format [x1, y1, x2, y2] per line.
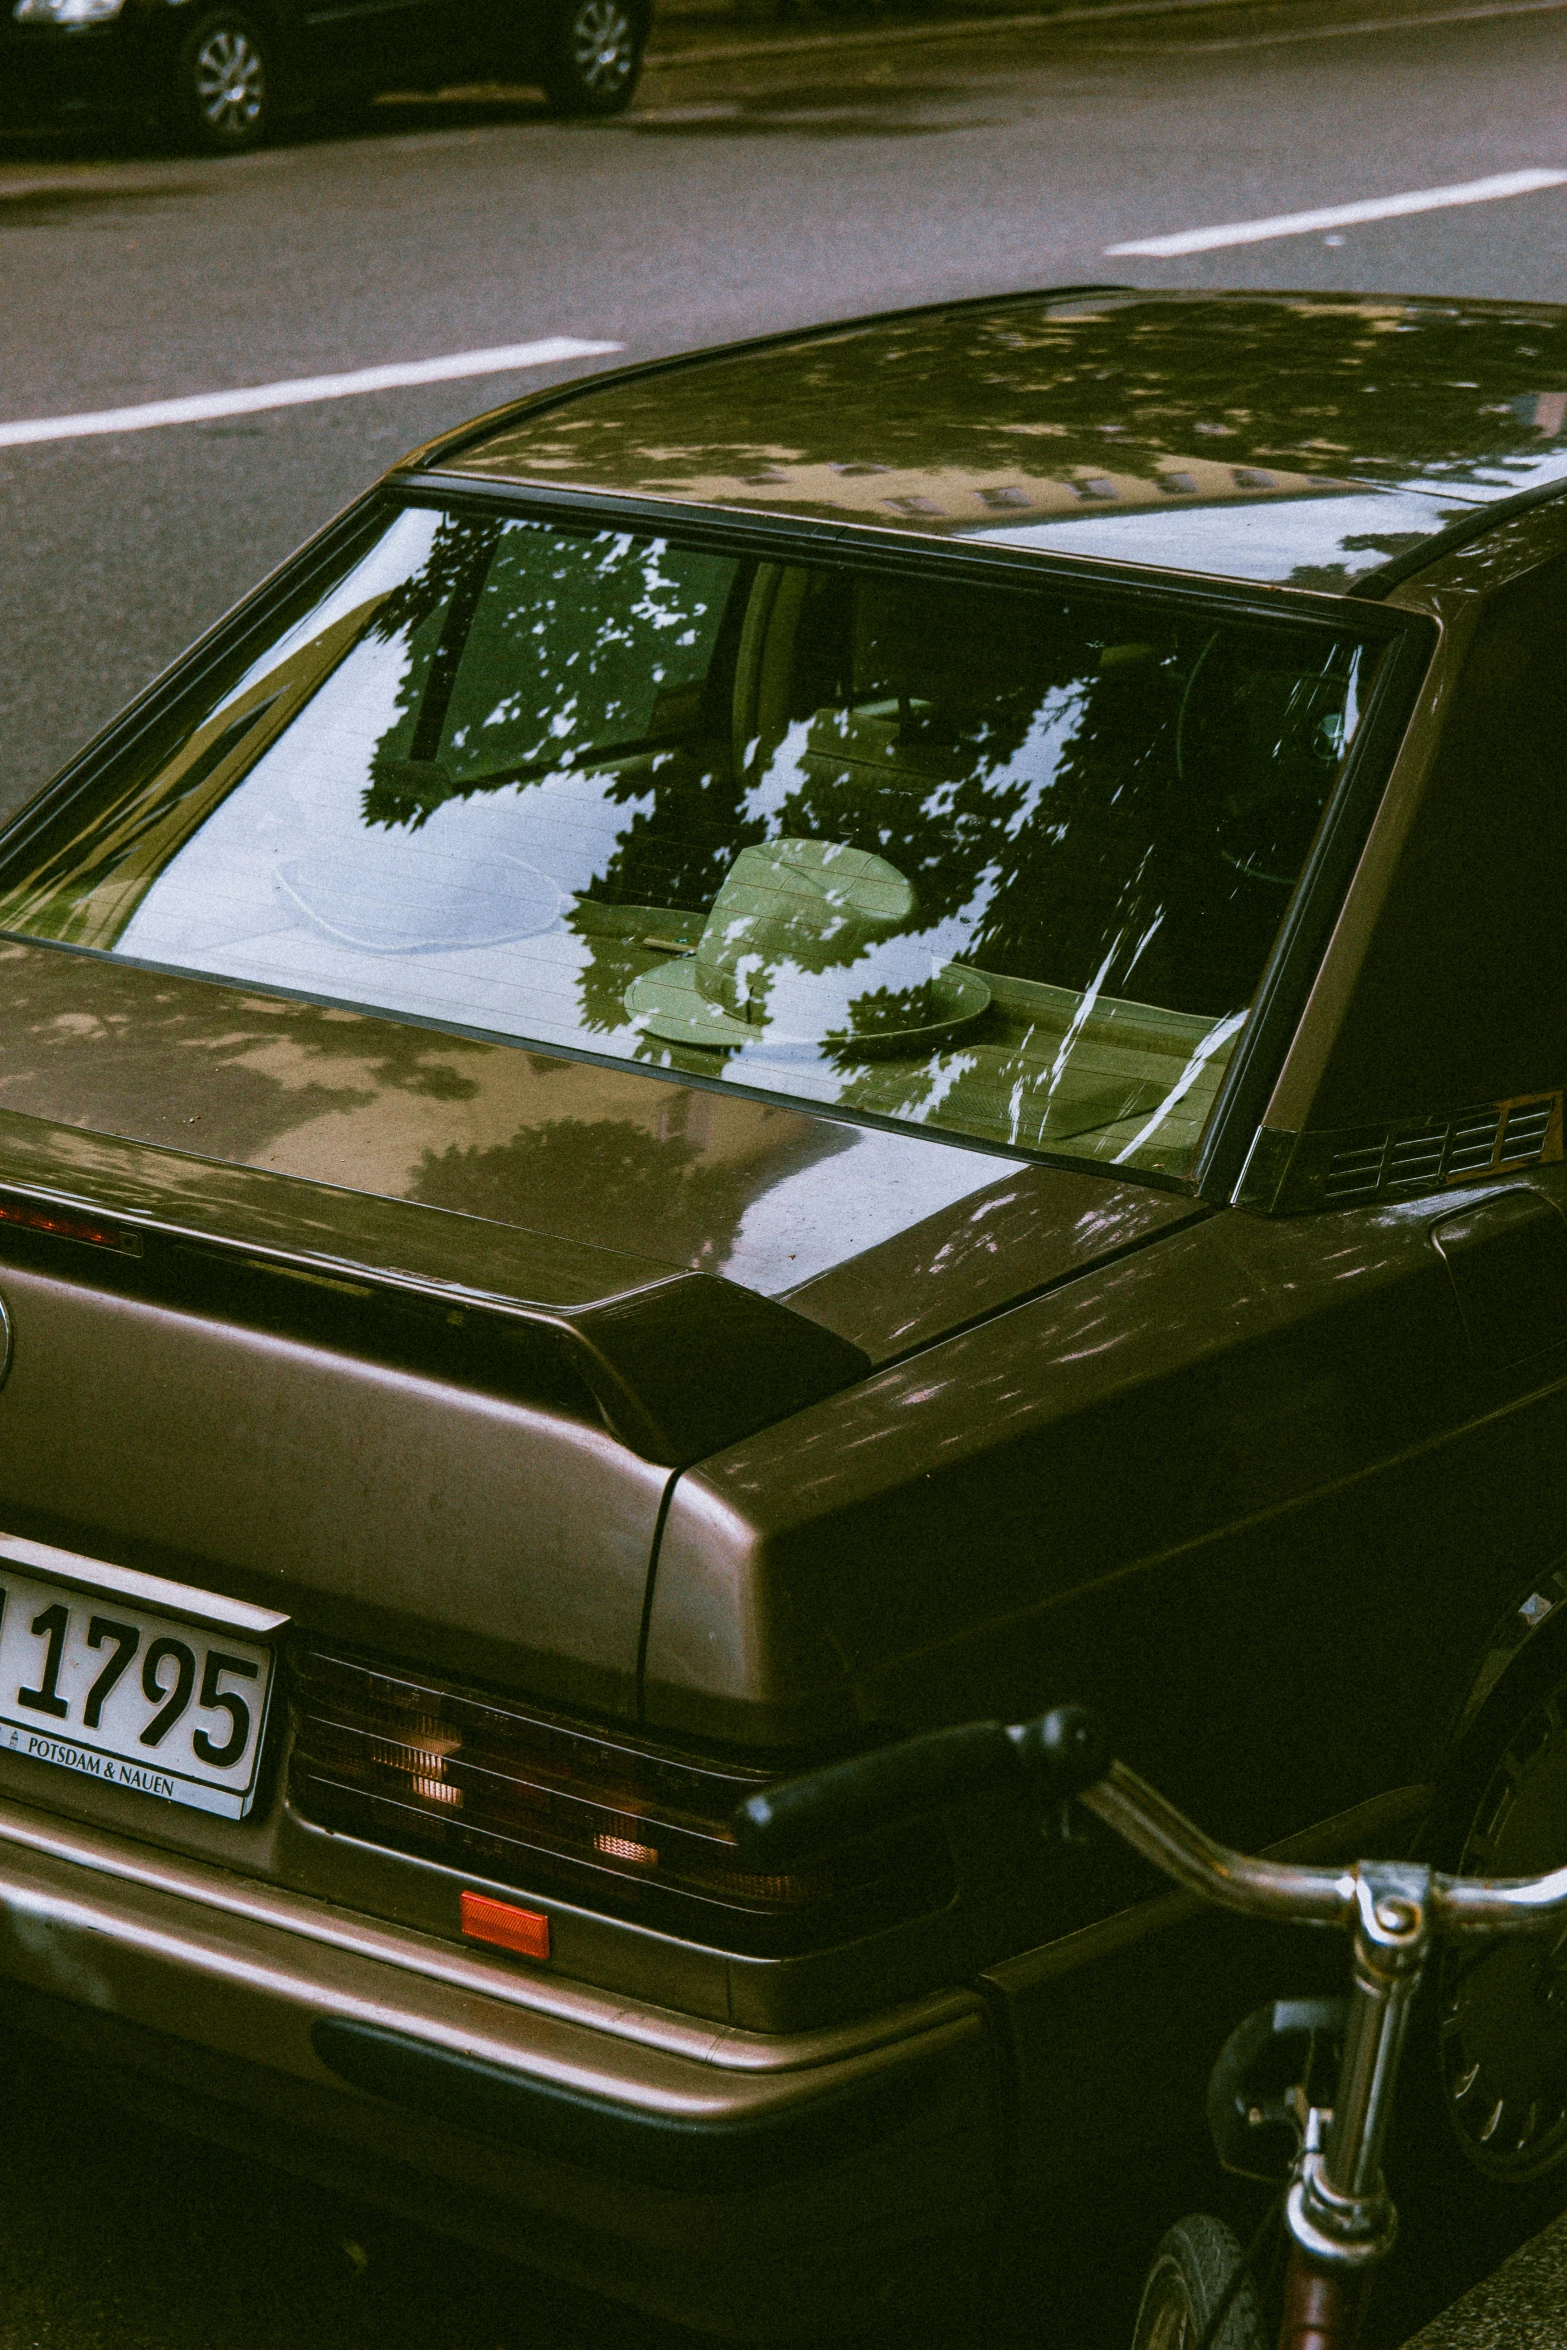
[730, 1705, 1110, 1868]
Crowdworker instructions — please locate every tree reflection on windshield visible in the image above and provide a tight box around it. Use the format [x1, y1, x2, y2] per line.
[0, 505, 1386, 1180]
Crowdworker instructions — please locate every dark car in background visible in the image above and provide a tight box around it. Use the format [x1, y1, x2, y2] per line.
[1, 0, 647, 152]
[2, 290, 1567, 2335]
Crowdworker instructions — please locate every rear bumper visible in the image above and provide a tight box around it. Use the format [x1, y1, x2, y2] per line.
[0, 1791, 1002, 2337]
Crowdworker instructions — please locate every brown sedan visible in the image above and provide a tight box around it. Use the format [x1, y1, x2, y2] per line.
[0, 287, 1565, 2335]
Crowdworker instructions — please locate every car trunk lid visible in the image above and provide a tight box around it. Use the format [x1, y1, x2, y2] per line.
[0, 943, 1201, 1720]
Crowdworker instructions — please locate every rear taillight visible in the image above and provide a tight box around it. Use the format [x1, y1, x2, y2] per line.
[288, 1644, 953, 1956]
[0, 1193, 139, 1253]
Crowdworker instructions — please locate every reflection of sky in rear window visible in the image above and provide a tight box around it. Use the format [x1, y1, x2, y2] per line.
[1402, 450, 1567, 501]
[969, 491, 1480, 587]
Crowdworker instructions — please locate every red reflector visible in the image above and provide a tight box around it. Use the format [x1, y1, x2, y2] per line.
[460, 1889, 550, 1961]
[0, 1197, 137, 1253]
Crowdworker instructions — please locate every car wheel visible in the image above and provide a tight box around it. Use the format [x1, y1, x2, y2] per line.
[540, 0, 644, 116]
[1130, 2214, 1267, 2350]
[170, 11, 273, 154]
[1427, 1668, 1567, 2190]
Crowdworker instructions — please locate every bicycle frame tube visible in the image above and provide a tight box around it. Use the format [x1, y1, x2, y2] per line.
[1276, 2254, 1371, 2350]
[1343, 1882, 1425, 2175]
[1282, 1863, 1432, 2350]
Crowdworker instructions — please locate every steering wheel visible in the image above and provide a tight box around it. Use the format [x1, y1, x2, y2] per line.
[1175, 630, 1345, 891]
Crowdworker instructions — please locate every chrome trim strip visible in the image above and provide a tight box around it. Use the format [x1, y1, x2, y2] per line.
[0, 1788, 975, 2075]
[0, 1534, 289, 1638]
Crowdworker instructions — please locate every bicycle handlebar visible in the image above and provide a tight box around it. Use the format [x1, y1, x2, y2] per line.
[1085, 1756, 1567, 1934]
[738, 1700, 1567, 2334]
[730, 1705, 1109, 1868]
[1083, 1759, 1353, 1924]
[732, 1703, 1567, 1933]
[1433, 1862, 1567, 1929]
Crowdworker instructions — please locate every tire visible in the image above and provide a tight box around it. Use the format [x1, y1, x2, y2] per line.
[1129, 2214, 1268, 2350]
[168, 10, 273, 154]
[1415, 1659, 1567, 2200]
[540, 0, 644, 116]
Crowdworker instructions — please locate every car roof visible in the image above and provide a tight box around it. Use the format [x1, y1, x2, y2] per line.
[420, 288, 1567, 593]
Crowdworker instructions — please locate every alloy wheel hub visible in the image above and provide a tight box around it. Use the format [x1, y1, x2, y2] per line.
[196, 31, 263, 129]
[1440, 1690, 1567, 2180]
[572, 1, 632, 87]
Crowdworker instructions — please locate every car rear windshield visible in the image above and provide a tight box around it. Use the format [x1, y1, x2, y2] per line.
[0, 501, 1390, 1177]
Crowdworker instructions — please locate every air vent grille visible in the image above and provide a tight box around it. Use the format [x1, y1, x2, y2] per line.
[1446, 1111, 1506, 1177]
[1322, 1144, 1386, 1206]
[1313, 1092, 1561, 1211]
[1387, 1122, 1453, 1188]
[1503, 1098, 1556, 1161]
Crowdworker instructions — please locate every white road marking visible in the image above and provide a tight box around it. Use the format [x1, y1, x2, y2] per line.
[1107, 166, 1567, 255]
[0, 336, 623, 451]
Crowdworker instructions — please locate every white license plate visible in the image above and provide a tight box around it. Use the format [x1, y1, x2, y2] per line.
[0, 1555, 279, 1820]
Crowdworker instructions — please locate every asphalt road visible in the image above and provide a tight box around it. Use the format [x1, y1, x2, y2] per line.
[3, 2, 1567, 2340]
[7, 0, 1567, 817]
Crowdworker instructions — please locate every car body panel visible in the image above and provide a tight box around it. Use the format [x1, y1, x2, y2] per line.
[644, 1187, 1515, 1754]
[0, 1255, 670, 1714]
[1248, 503, 1567, 1209]
[440, 292, 1567, 589]
[0, 941, 1020, 1300]
[295, 0, 456, 94]
[781, 1166, 1205, 1362]
[0, 936, 1212, 1375]
[981, 1777, 1433, 2193]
